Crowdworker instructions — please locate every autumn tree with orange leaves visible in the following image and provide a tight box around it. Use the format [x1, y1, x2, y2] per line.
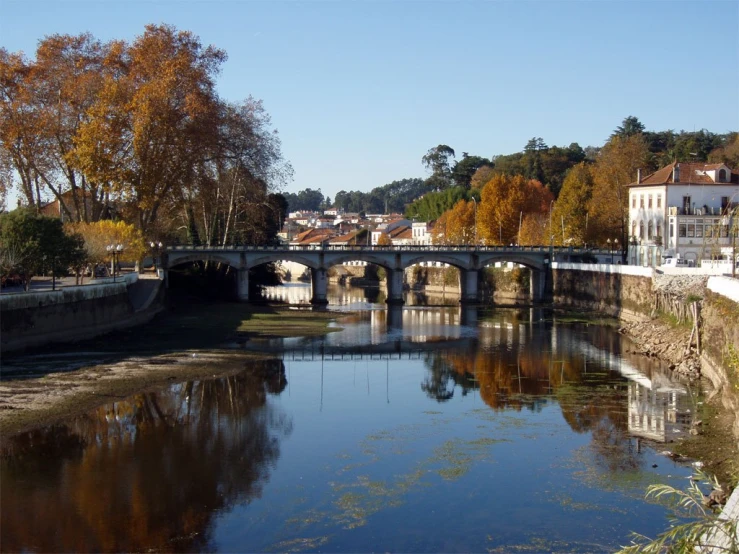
[1, 25, 290, 245]
[476, 174, 553, 245]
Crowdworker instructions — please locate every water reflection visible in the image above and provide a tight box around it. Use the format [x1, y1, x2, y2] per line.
[1, 360, 290, 553]
[258, 284, 460, 308]
[1, 297, 698, 553]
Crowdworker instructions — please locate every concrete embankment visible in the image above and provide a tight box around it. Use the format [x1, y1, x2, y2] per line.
[1, 277, 165, 353]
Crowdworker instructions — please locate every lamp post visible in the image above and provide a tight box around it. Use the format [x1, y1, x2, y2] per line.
[471, 197, 477, 247]
[614, 238, 619, 264]
[549, 200, 555, 248]
[106, 244, 124, 282]
[150, 241, 163, 272]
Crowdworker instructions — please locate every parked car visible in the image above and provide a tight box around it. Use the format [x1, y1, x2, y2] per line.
[661, 256, 694, 267]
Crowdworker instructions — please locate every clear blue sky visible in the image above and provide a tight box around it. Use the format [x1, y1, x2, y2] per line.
[2, 0, 738, 202]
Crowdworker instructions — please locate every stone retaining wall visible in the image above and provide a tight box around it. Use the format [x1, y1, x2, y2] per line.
[1, 281, 164, 353]
[551, 263, 654, 320]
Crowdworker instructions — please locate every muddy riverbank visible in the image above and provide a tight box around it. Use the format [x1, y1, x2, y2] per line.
[0, 304, 344, 438]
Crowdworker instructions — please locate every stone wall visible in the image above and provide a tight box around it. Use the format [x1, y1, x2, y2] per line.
[1, 282, 163, 353]
[551, 263, 654, 320]
[406, 266, 460, 294]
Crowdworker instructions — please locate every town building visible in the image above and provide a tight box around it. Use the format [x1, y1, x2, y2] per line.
[411, 221, 432, 245]
[626, 162, 738, 267]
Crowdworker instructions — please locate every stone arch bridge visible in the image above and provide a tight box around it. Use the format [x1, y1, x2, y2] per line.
[163, 244, 566, 304]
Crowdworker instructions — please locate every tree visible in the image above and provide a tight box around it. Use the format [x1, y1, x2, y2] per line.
[0, 209, 86, 290]
[405, 187, 468, 222]
[73, 25, 226, 234]
[522, 137, 548, 183]
[437, 199, 475, 244]
[283, 188, 325, 212]
[470, 165, 496, 190]
[477, 175, 553, 245]
[518, 213, 549, 246]
[376, 232, 392, 246]
[612, 116, 645, 139]
[422, 145, 456, 190]
[451, 154, 492, 189]
[588, 134, 650, 247]
[67, 220, 146, 266]
[0, 35, 115, 221]
[550, 163, 595, 246]
[708, 132, 739, 168]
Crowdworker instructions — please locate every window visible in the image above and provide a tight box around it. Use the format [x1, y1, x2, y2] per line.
[721, 225, 729, 238]
[656, 224, 661, 237]
[640, 195, 644, 208]
[657, 195, 662, 209]
[648, 195, 653, 209]
[687, 224, 695, 238]
[632, 221, 637, 237]
[706, 225, 713, 238]
[632, 194, 636, 209]
[679, 224, 686, 237]
[722, 197, 729, 211]
[695, 219, 703, 238]
[719, 169, 727, 182]
[683, 196, 691, 214]
[639, 221, 644, 238]
[647, 221, 653, 239]
[670, 223, 674, 237]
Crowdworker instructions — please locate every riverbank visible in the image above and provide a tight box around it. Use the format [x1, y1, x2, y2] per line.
[619, 314, 739, 491]
[0, 304, 344, 438]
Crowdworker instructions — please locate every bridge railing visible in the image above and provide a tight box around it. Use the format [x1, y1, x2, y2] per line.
[166, 244, 613, 254]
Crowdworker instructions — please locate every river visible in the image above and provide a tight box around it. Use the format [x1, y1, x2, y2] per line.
[0, 284, 699, 553]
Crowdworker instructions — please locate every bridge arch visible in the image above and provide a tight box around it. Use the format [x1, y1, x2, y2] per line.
[166, 252, 241, 270]
[247, 253, 319, 270]
[402, 254, 470, 271]
[323, 253, 394, 270]
[477, 254, 547, 272]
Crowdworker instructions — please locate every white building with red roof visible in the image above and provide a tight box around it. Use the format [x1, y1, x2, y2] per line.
[627, 162, 738, 267]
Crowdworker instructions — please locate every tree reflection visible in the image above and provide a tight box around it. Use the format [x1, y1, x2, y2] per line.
[0, 359, 291, 553]
[421, 317, 647, 473]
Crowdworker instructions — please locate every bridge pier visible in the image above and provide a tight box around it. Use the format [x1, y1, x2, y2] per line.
[385, 268, 405, 305]
[310, 267, 329, 305]
[529, 268, 546, 303]
[459, 269, 480, 304]
[237, 268, 249, 301]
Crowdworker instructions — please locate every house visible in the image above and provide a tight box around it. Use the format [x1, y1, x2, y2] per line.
[328, 229, 369, 247]
[411, 221, 431, 245]
[626, 162, 738, 267]
[39, 189, 110, 222]
[290, 228, 334, 247]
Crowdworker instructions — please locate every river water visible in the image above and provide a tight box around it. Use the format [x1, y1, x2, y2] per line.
[1, 285, 699, 553]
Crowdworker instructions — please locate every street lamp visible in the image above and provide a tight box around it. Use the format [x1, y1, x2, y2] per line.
[549, 199, 555, 248]
[607, 238, 618, 264]
[106, 244, 124, 282]
[150, 241, 163, 272]
[471, 197, 477, 247]
[614, 238, 619, 264]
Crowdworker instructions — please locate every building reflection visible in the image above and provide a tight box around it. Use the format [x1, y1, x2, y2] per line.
[627, 381, 692, 442]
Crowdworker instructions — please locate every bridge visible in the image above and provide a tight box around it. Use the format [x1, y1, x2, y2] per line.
[162, 244, 583, 305]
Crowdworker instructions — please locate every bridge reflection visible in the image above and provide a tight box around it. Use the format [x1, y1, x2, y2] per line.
[257, 306, 693, 443]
